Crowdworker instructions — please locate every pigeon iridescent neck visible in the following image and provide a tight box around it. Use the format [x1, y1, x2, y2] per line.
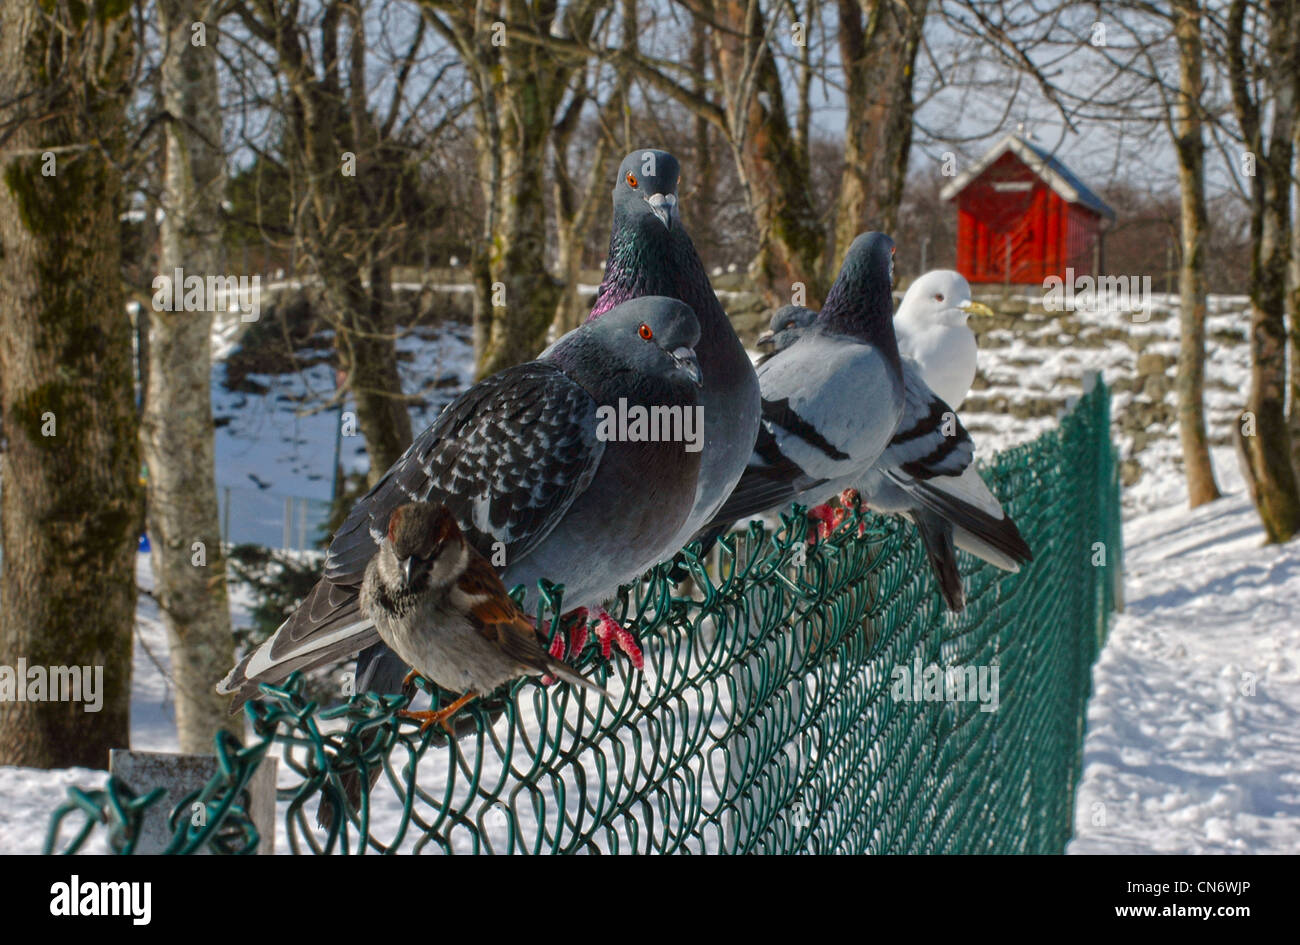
[590, 214, 728, 348]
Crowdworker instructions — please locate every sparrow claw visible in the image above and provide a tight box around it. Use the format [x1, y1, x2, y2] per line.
[398, 690, 477, 735]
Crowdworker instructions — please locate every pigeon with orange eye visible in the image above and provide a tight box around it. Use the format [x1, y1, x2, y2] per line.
[637, 320, 701, 385]
[756, 305, 817, 364]
[617, 159, 678, 229]
[218, 295, 706, 723]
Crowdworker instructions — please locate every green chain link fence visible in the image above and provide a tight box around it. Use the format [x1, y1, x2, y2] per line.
[46, 377, 1122, 855]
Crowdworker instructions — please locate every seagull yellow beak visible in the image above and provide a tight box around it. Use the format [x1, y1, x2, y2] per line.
[959, 299, 994, 319]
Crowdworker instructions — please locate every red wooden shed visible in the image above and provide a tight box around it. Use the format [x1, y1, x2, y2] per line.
[940, 133, 1115, 284]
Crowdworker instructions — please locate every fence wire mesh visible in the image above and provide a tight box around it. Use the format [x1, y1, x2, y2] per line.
[47, 379, 1121, 855]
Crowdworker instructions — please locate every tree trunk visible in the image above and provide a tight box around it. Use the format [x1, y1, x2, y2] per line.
[1229, 0, 1300, 543]
[475, 51, 564, 376]
[140, 0, 241, 753]
[265, 17, 415, 486]
[551, 142, 613, 336]
[0, 0, 139, 767]
[335, 259, 413, 484]
[1244, 130, 1300, 542]
[713, 0, 827, 305]
[1171, 0, 1221, 508]
[834, 0, 928, 266]
[1288, 108, 1300, 480]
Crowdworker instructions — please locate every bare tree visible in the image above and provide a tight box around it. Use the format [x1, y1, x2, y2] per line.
[229, 0, 448, 480]
[0, 0, 141, 767]
[1171, 0, 1223, 506]
[835, 0, 929, 256]
[422, 0, 615, 376]
[1225, 0, 1300, 542]
[939, 0, 1226, 507]
[141, 0, 241, 752]
[550, 1, 634, 335]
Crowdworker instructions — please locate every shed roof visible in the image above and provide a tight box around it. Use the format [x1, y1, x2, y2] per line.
[939, 133, 1116, 221]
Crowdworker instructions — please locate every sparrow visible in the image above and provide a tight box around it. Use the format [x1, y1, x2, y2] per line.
[359, 501, 607, 734]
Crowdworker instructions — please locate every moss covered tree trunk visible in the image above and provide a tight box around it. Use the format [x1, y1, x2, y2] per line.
[1288, 103, 1300, 481]
[1172, 0, 1221, 508]
[141, 0, 241, 751]
[477, 116, 562, 376]
[0, 0, 140, 768]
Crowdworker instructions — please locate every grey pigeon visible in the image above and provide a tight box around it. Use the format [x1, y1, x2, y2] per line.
[216, 295, 705, 707]
[710, 236, 1030, 610]
[756, 305, 817, 362]
[707, 232, 914, 525]
[590, 149, 761, 556]
[346, 147, 753, 790]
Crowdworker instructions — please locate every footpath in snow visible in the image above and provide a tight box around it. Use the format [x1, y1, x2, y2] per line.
[1068, 451, 1300, 854]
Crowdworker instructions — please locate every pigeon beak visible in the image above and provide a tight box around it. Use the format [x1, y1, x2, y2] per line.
[647, 193, 678, 230]
[959, 299, 994, 319]
[756, 329, 776, 350]
[671, 346, 703, 387]
[400, 557, 414, 583]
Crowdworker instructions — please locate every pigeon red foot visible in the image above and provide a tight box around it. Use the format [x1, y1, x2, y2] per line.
[806, 503, 843, 541]
[807, 488, 867, 543]
[840, 488, 868, 537]
[544, 606, 643, 674]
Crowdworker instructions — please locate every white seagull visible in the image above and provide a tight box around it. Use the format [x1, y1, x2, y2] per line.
[893, 270, 993, 409]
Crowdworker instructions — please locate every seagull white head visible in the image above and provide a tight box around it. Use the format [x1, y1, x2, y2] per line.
[897, 270, 993, 328]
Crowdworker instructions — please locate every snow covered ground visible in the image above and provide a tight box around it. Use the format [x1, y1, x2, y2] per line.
[213, 319, 476, 547]
[1067, 448, 1300, 854]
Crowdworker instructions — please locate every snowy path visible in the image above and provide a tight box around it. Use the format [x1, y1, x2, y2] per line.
[1068, 452, 1300, 854]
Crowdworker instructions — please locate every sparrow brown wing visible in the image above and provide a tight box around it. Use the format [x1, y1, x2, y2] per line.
[459, 554, 550, 665]
[460, 553, 607, 696]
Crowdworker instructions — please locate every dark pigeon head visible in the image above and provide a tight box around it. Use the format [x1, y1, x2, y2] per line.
[612, 150, 681, 231]
[817, 232, 900, 364]
[558, 295, 703, 390]
[757, 304, 818, 353]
